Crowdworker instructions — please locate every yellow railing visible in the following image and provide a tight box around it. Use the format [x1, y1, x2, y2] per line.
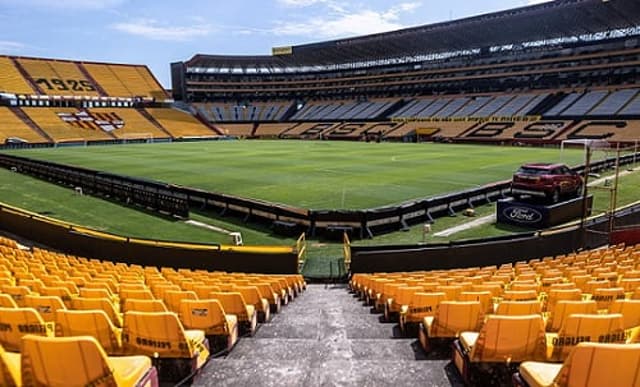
[296, 233, 307, 269]
[343, 231, 351, 271]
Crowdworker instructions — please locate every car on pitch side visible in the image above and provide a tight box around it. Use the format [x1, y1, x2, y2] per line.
[510, 163, 583, 203]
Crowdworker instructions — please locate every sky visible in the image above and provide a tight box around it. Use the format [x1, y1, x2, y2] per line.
[0, 0, 550, 88]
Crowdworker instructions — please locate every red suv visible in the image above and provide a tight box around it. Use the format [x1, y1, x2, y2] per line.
[510, 163, 583, 203]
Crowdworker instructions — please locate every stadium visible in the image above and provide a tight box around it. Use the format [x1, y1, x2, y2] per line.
[0, 0, 639, 385]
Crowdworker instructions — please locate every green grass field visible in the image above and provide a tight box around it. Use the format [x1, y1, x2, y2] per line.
[5, 140, 586, 209]
[3, 140, 635, 278]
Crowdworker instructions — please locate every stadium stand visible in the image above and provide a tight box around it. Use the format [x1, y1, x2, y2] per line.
[19, 107, 113, 142]
[82, 62, 166, 99]
[0, 235, 305, 384]
[145, 108, 217, 138]
[0, 57, 35, 95]
[0, 107, 48, 143]
[88, 107, 170, 140]
[17, 58, 99, 97]
[349, 243, 640, 384]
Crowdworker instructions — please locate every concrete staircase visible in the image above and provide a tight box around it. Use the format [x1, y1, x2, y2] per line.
[195, 284, 460, 386]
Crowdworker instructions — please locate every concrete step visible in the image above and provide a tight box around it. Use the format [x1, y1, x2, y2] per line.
[193, 284, 463, 386]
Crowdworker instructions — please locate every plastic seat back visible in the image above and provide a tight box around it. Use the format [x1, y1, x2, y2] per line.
[71, 297, 122, 328]
[429, 301, 483, 338]
[122, 311, 197, 358]
[21, 334, 151, 387]
[546, 288, 582, 311]
[470, 314, 547, 362]
[458, 291, 493, 314]
[0, 295, 17, 309]
[209, 292, 251, 321]
[55, 309, 121, 355]
[495, 300, 541, 316]
[23, 295, 65, 322]
[0, 307, 53, 351]
[0, 344, 19, 387]
[554, 343, 640, 386]
[609, 299, 640, 330]
[405, 292, 447, 321]
[194, 285, 221, 300]
[1, 286, 31, 307]
[164, 290, 197, 313]
[179, 299, 233, 336]
[502, 290, 538, 302]
[547, 300, 598, 332]
[553, 313, 625, 361]
[592, 287, 625, 310]
[123, 299, 168, 313]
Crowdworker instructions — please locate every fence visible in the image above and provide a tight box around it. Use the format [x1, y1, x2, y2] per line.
[0, 151, 638, 238]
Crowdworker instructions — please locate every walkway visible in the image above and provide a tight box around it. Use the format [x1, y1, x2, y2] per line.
[195, 284, 461, 386]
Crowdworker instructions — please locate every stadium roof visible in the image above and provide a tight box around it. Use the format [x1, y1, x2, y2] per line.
[185, 0, 640, 70]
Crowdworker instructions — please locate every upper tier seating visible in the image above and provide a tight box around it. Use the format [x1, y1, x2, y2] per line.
[83, 63, 166, 99]
[18, 58, 99, 97]
[0, 57, 34, 95]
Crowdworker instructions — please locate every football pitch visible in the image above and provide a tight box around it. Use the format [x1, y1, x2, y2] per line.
[6, 140, 586, 210]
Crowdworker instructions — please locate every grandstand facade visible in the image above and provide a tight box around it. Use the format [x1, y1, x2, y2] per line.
[171, 0, 640, 144]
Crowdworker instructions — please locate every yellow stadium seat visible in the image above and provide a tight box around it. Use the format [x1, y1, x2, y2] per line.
[21, 335, 157, 387]
[458, 291, 493, 314]
[591, 287, 625, 310]
[18, 279, 44, 294]
[545, 300, 598, 333]
[163, 290, 198, 314]
[123, 299, 168, 313]
[22, 295, 66, 323]
[209, 292, 257, 336]
[399, 292, 447, 332]
[609, 299, 640, 342]
[254, 283, 282, 314]
[193, 285, 221, 300]
[496, 300, 542, 316]
[516, 343, 640, 387]
[387, 285, 421, 322]
[122, 311, 209, 382]
[71, 297, 122, 328]
[179, 299, 238, 353]
[548, 313, 625, 361]
[1, 286, 32, 307]
[0, 344, 20, 387]
[419, 301, 484, 352]
[0, 294, 17, 309]
[55, 309, 122, 355]
[39, 286, 74, 308]
[502, 290, 539, 302]
[0, 307, 54, 351]
[234, 286, 270, 323]
[544, 288, 582, 312]
[453, 314, 547, 385]
[119, 289, 154, 311]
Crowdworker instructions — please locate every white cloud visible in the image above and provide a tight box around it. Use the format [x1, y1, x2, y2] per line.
[0, 0, 125, 9]
[272, 2, 421, 38]
[0, 40, 26, 53]
[111, 19, 213, 42]
[277, 0, 328, 7]
[527, 0, 553, 4]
